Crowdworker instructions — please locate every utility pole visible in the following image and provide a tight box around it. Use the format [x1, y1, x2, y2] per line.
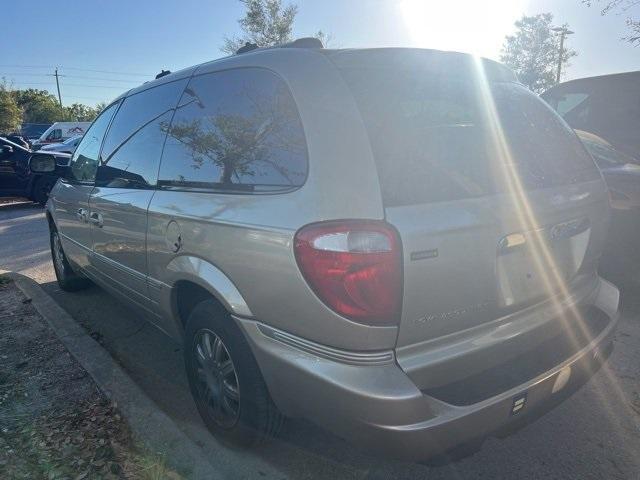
[54, 68, 63, 108]
[551, 26, 574, 84]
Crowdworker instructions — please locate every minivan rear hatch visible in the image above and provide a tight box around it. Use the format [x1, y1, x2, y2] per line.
[329, 49, 607, 348]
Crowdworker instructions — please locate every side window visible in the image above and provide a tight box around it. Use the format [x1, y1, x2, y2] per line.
[47, 129, 62, 141]
[554, 93, 589, 117]
[96, 79, 188, 189]
[158, 68, 308, 192]
[69, 102, 119, 183]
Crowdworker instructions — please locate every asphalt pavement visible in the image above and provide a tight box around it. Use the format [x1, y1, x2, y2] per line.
[1, 199, 640, 479]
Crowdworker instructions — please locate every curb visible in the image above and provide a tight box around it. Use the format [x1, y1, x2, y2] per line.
[6, 272, 221, 480]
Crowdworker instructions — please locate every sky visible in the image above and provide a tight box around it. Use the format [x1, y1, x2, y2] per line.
[1, 0, 638, 107]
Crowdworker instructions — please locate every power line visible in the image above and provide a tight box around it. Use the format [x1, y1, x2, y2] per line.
[2, 72, 140, 84]
[10, 81, 131, 90]
[65, 95, 113, 102]
[0, 64, 52, 69]
[61, 66, 153, 77]
[58, 75, 140, 84]
[62, 83, 132, 90]
[0, 64, 153, 77]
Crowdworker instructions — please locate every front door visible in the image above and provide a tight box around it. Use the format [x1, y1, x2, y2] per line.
[51, 102, 120, 270]
[87, 78, 187, 317]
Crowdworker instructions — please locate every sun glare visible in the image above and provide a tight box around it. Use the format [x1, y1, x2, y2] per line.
[400, 0, 525, 58]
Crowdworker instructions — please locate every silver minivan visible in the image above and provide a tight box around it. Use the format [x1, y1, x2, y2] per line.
[38, 41, 620, 460]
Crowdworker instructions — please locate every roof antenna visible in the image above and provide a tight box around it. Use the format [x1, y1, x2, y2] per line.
[155, 69, 171, 79]
[236, 42, 259, 54]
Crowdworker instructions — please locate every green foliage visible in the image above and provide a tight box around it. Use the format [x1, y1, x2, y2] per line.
[13, 88, 62, 123]
[65, 103, 100, 121]
[222, 0, 298, 54]
[0, 83, 23, 134]
[7, 87, 104, 125]
[500, 13, 577, 93]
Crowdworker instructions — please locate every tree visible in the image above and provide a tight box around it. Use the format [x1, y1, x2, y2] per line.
[94, 101, 108, 114]
[64, 103, 99, 121]
[221, 0, 331, 54]
[13, 88, 62, 123]
[583, 1, 640, 45]
[222, 0, 298, 54]
[501, 13, 577, 93]
[0, 84, 22, 134]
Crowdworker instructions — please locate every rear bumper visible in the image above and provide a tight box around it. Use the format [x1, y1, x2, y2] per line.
[237, 277, 620, 461]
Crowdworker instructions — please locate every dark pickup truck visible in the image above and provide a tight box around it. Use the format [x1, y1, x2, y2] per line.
[0, 136, 70, 204]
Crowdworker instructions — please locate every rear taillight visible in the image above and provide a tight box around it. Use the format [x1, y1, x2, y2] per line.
[294, 220, 402, 326]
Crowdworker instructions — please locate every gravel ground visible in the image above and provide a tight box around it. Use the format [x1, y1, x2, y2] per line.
[0, 277, 182, 480]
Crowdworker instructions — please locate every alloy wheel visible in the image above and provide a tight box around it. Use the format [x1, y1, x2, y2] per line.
[193, 329, 241, 429]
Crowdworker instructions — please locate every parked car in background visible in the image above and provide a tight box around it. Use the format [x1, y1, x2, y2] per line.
[1, 136, 32, 197]
[32, 122, 91, 150]
[35, 43, 620, 461]
[542, 71, 640, 160]
[0, 136, 70, 204]
[3, 134, 30, 149]
[40, 134, 83, 154]
[20, 123, 52, 142]
[576, 129, 640, 212]
[576, 129, 640, 282]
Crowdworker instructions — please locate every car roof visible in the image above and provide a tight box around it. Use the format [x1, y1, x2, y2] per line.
[543, 70, 640, 96]
[112, 43, 517, 103]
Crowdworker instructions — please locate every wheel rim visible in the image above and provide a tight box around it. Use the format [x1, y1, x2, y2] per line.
[52, 232, 66, 276]
[193, 329, 240, 428]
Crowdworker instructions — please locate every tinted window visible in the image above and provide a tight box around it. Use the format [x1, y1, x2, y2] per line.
[96, 80, 188, 188]
[553, 92, 589, 117]
[69, 103, 119, 183]
[338, 67, 599, 206]
[158, 68, 307, 192]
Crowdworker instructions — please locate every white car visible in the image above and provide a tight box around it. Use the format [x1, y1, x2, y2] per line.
[39, 135, 82, 154]
[32, 122, 91, 149]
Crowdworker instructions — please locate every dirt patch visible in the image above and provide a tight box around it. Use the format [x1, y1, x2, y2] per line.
[0, 277, 182, 480]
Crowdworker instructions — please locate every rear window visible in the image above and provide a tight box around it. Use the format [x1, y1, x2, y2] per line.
[337, 66, 600, 206]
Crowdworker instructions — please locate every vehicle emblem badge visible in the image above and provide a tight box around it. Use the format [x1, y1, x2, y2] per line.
[511, 392, 527, 415]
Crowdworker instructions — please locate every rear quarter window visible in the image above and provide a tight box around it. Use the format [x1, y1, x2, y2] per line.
[158, 68, 308, 193]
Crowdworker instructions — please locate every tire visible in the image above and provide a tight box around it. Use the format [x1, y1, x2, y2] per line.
[184, 299, 284, 447]
[50, 227, 91, 291]
[33, 176, 56, 206]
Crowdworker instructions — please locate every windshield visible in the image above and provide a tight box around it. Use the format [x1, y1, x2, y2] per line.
[337, 66, 600, 206]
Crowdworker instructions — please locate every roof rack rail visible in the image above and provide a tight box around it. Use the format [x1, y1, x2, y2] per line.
[236, 42, 259, 54]
[234, 37, 323, 55]
[281, 37, 323, 49]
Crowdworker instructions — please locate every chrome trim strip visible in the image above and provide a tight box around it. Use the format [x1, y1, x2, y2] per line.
[91, 250, 147, 283]
[256, 323, 395, 366]
[59, 232, 89, 250]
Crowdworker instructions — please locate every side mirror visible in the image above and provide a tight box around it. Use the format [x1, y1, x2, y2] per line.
[30, 153, 57, 173]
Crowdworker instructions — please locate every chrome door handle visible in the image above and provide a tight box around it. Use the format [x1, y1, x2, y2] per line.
[89, 212, 103, 228]
[76, 208, 88, 222]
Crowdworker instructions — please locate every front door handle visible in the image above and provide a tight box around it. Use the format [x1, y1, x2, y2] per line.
[89, 211, 103, 228]
[76, 208, 88, 222]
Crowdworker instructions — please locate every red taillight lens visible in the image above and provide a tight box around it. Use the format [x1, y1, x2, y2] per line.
[294, 220, 402, 326]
